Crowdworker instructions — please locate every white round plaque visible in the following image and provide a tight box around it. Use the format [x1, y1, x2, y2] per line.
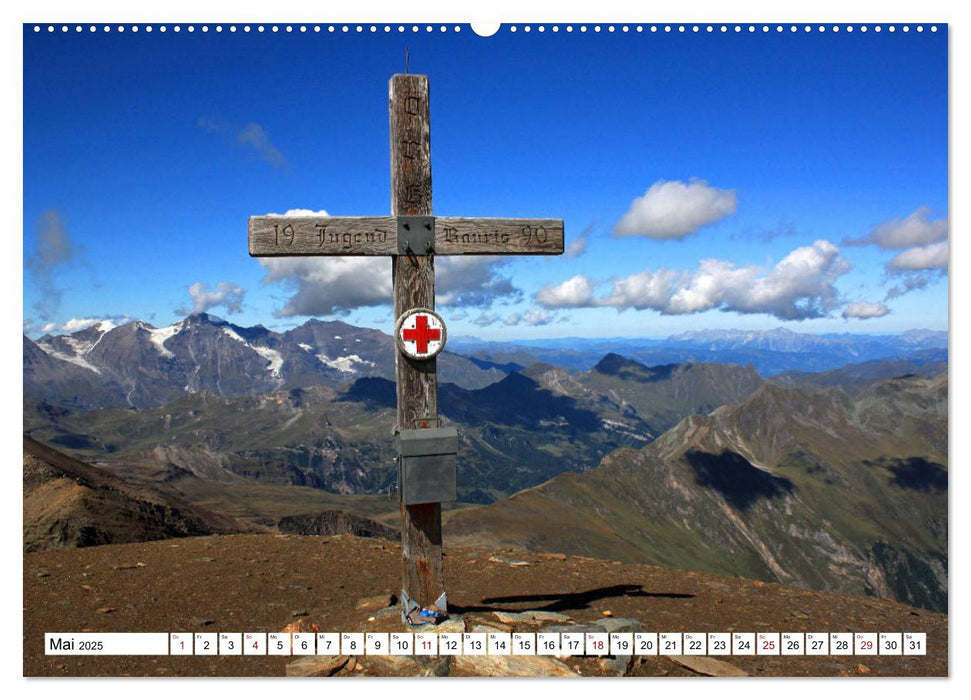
[395, 307, 447, 360]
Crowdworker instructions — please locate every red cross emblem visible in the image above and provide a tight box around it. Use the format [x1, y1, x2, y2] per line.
[395, 308, 447, 360]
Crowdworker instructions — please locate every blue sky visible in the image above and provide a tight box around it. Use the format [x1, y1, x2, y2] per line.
[22, 22, 949, 340]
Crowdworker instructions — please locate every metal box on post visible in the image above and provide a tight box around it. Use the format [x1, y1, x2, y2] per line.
[397, 427, 458, 505]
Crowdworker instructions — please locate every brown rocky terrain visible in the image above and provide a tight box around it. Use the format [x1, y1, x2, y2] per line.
[23, 436, 245, 552]
[24, 534, 946, 677]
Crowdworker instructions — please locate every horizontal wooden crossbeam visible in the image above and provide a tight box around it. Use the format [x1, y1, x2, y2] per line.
[248, 216, 564, 257]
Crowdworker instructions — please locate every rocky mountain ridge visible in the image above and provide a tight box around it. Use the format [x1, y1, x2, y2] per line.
[445, 373, 948, 612]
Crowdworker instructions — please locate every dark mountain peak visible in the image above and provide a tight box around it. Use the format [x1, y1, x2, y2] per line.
[593, 353, 648, 376]
[459, 353, 525, 374]
[230, 321, 275, 345]
[592, 354, 689, 383]
[490, 370, 540, 393]
[182, 312, 227, 328]
[70, 323, 109, 342]
[299, 318, 357, 332]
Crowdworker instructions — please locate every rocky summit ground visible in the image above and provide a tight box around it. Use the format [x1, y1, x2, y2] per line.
[23, 534, 946, 677]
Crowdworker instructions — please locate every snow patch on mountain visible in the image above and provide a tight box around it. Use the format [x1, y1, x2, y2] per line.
[146, 323, 181, 358]
[298, 343, 313, 352]
[221, 327, 247, 345]
[253, 346, 284, 378]
[37, 342, 102, 374]
[62, 335, 99, 357]
[316, 353, 375, 373]
[221, 327, 283, 378]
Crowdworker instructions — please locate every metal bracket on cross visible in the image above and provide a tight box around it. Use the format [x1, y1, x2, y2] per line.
[397, 216, 435, 255]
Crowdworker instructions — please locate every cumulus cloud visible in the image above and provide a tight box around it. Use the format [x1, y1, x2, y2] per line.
[844, 207, 948, 297]
[536, 240, 852, 322]
[536, 274, 597, 308]
[261, 256, 392, 317]
[199, 118, 288, 170]
[845, 207, 948, 250]
[472, 312, 500, 327]
[436, 256, 521, 307]
[178, 281, 246, 316]
[25, 315, 130, 336]
[842, 301, 890, 320]
[887, 240, 948, 272]
[266, 208, 329, 217]
[26, 210, 81, 320]
[614, 178, 737, 240]
[503, 308, 556, 327]
[256, 208, 385, 317]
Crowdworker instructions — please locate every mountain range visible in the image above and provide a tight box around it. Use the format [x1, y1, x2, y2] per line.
[25, 350, 768, 503]
[446, 372, 948, 611]
[23, 315, 948, 611]
[451, 327, 947, 376]
[24, 314, 506, 410]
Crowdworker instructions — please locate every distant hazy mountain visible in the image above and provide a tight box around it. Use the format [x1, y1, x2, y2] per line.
[772, 350, 948, 395]
[446, 373, 948, 611]
[450, 327, 948, 376]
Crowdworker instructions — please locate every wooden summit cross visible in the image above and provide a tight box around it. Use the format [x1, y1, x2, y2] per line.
[248, 74, 564, 623]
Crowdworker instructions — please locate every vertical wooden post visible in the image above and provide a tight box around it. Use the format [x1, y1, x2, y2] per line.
[390, 74, 447, 617]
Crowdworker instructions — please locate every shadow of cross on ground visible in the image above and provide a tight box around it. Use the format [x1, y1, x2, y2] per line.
[451, 584, 694, 615]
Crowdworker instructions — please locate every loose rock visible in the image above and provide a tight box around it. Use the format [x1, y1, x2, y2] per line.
[285, 655, 351, 677]
[667, 655, 748, 677]
[451, 654, 578, 677]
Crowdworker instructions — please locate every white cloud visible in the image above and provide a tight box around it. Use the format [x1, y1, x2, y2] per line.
[842, 301, 890, 320]
[179, 281, 246, 316]
[267, 208, 329, 217]
[503, 308, 556, 327]
[25, 315, 130, 337]
[260, 257, 392, 317]
[536, 240, 852, 322]
[472, 312, 500, 327]
[614, 178, 737, 240]
[887, 240, 948, 272]
[536, 274, 597, 308]
[843, 207, 948, 289]
[59, 317, 106, 332]
[256, 207, 381, 317]
[847, 207, 948, 250]
[436, 256, 520, 307]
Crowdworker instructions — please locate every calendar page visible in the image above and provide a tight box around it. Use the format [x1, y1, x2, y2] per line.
[19, 3, 950, 689]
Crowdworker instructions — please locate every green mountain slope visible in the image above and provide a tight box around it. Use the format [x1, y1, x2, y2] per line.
[446, 373, 947, 611]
